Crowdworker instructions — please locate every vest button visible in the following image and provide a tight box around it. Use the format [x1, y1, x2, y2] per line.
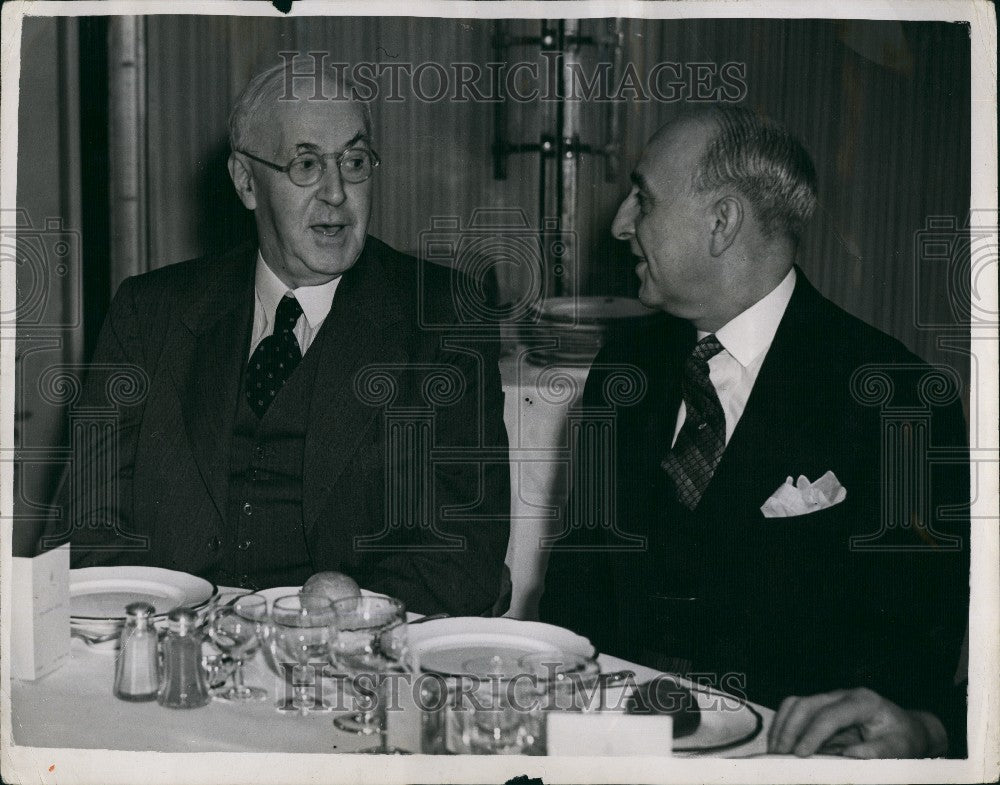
[242, 502, 253, 516]
[207, 536, 221, 552]
[254, 445, 265, 461]
[237, 539, 252, 551]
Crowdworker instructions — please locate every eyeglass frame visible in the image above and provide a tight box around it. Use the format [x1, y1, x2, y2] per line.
[235, 146, 381, 186]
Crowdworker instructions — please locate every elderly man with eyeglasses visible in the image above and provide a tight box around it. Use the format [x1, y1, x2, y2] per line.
[40, 60, 511, 617]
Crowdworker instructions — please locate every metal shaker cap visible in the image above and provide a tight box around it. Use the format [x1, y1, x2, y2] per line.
[124, 601, 156, 619]
[167, 607, 198, 635]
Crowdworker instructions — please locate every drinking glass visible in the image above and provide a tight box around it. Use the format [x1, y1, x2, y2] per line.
[518, 652, 603, 713]
[206, 594, 268, 701]
[444, 662, 543, 755]
[268, 594, 335, 715]
[328, 596, 408, 738]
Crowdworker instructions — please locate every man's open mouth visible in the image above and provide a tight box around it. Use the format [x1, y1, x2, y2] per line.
[311, 223, 345, 237]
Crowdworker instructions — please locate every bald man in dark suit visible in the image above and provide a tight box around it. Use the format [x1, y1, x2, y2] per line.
[541, 106, 968, 757]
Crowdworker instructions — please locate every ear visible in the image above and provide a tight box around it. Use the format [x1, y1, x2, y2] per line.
[708, 195, 743, 257]
[228, 152, 257, 211]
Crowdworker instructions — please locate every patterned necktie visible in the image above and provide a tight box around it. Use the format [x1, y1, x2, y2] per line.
[661, 334, 726, 510]
[245, 294, 303, 418]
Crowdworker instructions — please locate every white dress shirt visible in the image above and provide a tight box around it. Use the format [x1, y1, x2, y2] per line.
[672, 267, 797, 447]
[248, 252, 342, 359]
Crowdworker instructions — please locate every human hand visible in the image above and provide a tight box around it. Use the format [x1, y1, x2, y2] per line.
[767, 687, 948, 758]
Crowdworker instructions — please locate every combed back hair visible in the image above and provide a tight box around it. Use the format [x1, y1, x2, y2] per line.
[229, 57, 374, 153]
[690, 105, 817, 242]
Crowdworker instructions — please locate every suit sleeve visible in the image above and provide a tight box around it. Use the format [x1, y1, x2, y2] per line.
[38, 277, 152, 566]
[362, 333, 511, 617]
[844, 389, 970, 753]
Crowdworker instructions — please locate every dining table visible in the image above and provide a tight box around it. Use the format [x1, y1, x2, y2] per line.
[10, 587, 773, 758]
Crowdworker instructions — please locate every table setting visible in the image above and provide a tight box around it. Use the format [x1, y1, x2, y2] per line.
[11, 564, 772, 757]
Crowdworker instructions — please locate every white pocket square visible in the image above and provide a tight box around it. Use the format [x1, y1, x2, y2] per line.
[760, 470, 847, 518]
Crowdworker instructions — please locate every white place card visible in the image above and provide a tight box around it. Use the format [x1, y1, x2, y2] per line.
[546, 711, 674, 756]
[11, 543, 71, 680]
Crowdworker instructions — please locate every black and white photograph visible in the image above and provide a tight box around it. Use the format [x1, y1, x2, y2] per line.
[1, 1, 996, 783]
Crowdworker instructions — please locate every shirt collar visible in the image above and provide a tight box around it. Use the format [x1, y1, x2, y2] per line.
[254, 251, 342, 329]
[699, 267, 796, 368]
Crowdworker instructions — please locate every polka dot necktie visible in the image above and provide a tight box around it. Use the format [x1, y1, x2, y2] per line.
[245, 294, 303, 418]
[661, 334, 726, 510]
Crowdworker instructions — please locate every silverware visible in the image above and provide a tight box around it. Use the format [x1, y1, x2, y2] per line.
[408, 613, 449, 625]
[599, 669, 636, 685]
[71, 629, 120, 646]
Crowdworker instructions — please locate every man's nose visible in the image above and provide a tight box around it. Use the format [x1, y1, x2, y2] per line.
[611, 197, 636, 240]
[316, 164, 347, 205]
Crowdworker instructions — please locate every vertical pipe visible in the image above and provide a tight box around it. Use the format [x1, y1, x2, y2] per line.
[492, 21, 507, 180]
[605, 18, 626, 183]
[57, 17, 84, 365]
[107, 16, 148, 291]
[559, 18, 580, 297]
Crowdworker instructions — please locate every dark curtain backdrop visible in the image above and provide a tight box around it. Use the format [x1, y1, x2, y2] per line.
[135, 16, 970, 396]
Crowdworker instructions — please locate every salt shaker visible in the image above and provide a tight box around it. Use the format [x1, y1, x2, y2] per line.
[157, 608, 210, 708]
[113, 601, 160, 701]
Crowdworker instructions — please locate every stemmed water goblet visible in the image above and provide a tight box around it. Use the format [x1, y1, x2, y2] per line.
[328, 595, 409, 744]
[206, 594, 269, 702]
[267, 593, 336, 715]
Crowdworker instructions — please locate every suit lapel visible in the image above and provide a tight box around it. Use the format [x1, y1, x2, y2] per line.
[302, 240, 407, 534]
[700, 270, 830, 512]
[170, 249, 255, 523]
[640, 317, 695, 477]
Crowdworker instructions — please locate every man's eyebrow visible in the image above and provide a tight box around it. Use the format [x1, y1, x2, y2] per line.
[292, 132, 370, 154]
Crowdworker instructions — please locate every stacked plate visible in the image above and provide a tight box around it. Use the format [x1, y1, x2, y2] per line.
[522, 296, 657, 365]
[70, 566, 217, 649]
[406, 616, 596, 676]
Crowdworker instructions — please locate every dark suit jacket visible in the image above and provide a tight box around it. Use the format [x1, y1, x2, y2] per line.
[42, 237, 511, 616]
[540, 271, 969, 746]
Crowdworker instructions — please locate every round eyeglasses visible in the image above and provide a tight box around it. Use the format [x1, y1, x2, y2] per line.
[236, 147, 380, 187]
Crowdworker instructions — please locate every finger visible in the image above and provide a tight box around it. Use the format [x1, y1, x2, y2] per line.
[839, 739, 894, 759]
[767, 696, 799, 751]
[770, 692, 846, 754]
[793, 691, 880, 757]
[817, 725, 864, 754]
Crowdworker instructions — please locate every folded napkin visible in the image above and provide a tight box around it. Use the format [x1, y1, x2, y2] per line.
[760, 470, 846, 518]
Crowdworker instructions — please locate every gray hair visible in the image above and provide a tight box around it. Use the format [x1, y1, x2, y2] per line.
[229, 56, 374, 154]
[690, 105, 817, 242]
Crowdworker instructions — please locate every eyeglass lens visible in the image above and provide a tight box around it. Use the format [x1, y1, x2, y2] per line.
[288, 150, 374, 186]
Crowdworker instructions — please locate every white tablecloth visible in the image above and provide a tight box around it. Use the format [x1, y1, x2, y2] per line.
[11, 623, 771, 756]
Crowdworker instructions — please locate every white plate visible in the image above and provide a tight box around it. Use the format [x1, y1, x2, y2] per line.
[670, 683, 765, 755]
[407, 617, 596, 676]
[70, 566, 216, 621]
[533, 296, 657, 324]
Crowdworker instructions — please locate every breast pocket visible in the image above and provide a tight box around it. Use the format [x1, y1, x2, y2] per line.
[732, 501, 854, 606]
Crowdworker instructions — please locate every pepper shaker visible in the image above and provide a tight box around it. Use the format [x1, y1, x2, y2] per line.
[157, 608, 211, 708]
